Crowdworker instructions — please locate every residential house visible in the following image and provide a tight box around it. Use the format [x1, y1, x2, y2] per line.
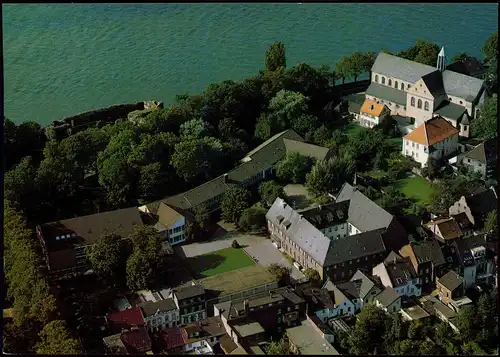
[286, 319, 339, 355]
[326, 280, 363, 313]
[140, 298, 179, 331]
[103, 333, 130, 355]
[426, 216, 468, 244]
[151, 203, 187, 246]
[180, 317, 227, 354]
[173, 283, 207, 325]
[399, 240, 446, 292]
[402, 116, 460, 168]
[151, 129, 333, 215]
[458, 137, 497, 179]
[374, 287, 402, 314]
[436, 270, 466, 307]
[339, 93, 365, 120]
[449, 186, 498, 229]
[106, 306, 145, 334]
[214, 287, 305, 341]
[372, 252, 422, 298]
[265, 183, 408, 283]
[359, 99, 390, 128]
[453, 235, 496, 288]
[346, 269, 384, 308]
[298, 284, 356, 323]
[368, 48, 485, 128]
[157, 327, 185, 355]
[36, 207, 143, 279]
[103, 325, 152, 355]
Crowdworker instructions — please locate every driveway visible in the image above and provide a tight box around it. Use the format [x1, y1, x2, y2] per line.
[175, 230, 305, 281]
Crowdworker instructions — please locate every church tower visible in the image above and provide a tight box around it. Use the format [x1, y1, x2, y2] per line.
[437, 47, 446, 72]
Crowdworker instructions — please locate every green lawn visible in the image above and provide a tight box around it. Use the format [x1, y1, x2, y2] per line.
[186, 247, 255, 278]
[388, 137, 403, 147]
[392, 176, 434, 205]
[365, 170, 387, 179]
[345, 123, 365, 136]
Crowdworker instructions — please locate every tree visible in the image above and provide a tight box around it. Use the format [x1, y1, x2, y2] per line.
[86, 233, 124, 280]
[384, 313, 406, 354]
[4, 156, 39, 216]
[221, 186, 252, 224]
[35, 320, 81, 355]
[483, 31, 498, 60]
[398, 39, 440, 66]
[305, 155, 353, 197]
[126, 249, 153, 290]
[185, 204, 211, 243]
[137, 162, 167, 203]
[266, 338, 291, 354]
[268, 90, 308, 128]
[471, 95, 497, 139]
[484, 210, 498, 236]
[335, 56, 353, 84]
[451, 52, 470, 63]
[130, 225, 164, 262]
[454, 305, 480, 341]
[276, 151, 313, 184]
[259, 180, 285, 206]
[267, 263, 291, 287]
[348, 304, 390, 354]
[290, 114, 321, 137]
[379, 186, 406, 214]
[238, 206, 267, 232]
[462, 341, 487, 355]
[303, 268, 321, 285]
[179, 118, 214, 140]
[265, 41, 286, 72]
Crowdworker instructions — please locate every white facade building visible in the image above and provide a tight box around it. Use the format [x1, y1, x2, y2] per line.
[140, 298, 180, 331]
[359, 99, 390, 128]
[373, 252, 422, 298]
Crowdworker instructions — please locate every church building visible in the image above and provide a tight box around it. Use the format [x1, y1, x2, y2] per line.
[366, 47, 485, 136]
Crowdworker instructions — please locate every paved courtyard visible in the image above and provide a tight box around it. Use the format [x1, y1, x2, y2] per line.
[175, 228, 305, 281]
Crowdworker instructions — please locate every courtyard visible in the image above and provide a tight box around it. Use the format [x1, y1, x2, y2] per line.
[185, 247, 255, 278]
[392, 176, 434, 205]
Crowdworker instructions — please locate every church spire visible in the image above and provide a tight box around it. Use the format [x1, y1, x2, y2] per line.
[437, 46, 446, 72]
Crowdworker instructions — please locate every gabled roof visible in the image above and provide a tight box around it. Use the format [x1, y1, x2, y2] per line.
[121, 326, 152, 354]
[360, 99, 386, 117]
[174, 283, 205, 300]
[421, 70, 445, 97]
[382, 252, 418, 287]
[139, 298, 177, 317]
[336, 183, 394, 232]
[446, 56, 486, 77]
[462, 137, 498, 164]
[336, 280, 362, 300]
[375, 287, 400, 307]
[350, 270, 383, 299]
[409, 240, 446, 266]
[465, 187, 497, 217]
[297, 201, 349, 230]
[434, 101, 467, 121]
[156, 203, 184, 229]
[427, 217, 463, 240]
[162, 327, 185, 349]
[404, 116, 459, 146]
[438, 270, 463, 292]
[39, 207, 143, 250]
[324, 229, 386, 266]
[371, 52, 436, 84]
[106, 306, 144, 332]
[442, 69, 484, 102]
[283, 139, 332, 161]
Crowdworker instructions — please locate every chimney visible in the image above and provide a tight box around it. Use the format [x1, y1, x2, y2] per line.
[223, 173, 229, 183]
[243, 300, 249, 316]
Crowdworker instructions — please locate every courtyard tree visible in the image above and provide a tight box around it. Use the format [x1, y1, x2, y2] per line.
[259, 180, 285, 206]
[348, 304, 390, 354]
[484, 210, 498, 237]
[86, 233, 125, 281]
[290, 114, 321, 137]
[303, 268, 321, 286]
[185, 204, 211, 243]
[35, 320, 81, 355]
[265, 41, 287, 72]
[268, 90, 308, 128]
[305, 155, 353, 198]
[126, 249, 153, 290]
[267, 263, 291, 287]
[266, 338, 291, 355]
[276, 151, 314, 184]
[238, 206, 267, 232]
[221, 186, 252, 224]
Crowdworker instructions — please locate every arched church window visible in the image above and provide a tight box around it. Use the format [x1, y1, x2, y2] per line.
[375, 75, 379, 83]
[381, 77, 386, 84]
[407, 84, 410, 89]
[411, 97, 416, 107]
[417, 99, 422, 109]
[401, 82, 404, 90]
[395, 81, 399, 89]
[424, 101, 429, 111]
[388, 79, 392, 86]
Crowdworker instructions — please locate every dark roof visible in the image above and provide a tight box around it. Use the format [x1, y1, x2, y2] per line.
[301, 287, 335, 310]
[174, 284, 205, 301]
[421, 70, 445, 97]
[372, 52, 436, 84]
[375, 287, 400, 307]
[365, 82, 407, 106]
[283, 139, 332, 161]
[350, 270, 384, 299]
[199, 316, 226, 337]
[429, 218, 463, 240]
[39, 207, 143, 251]
[433, 101, 467, 121]
[336, 280, 362, 300]
[411, 240, 446, 266]
[297, 201, 349, 229]
[463, 137, 498, 164]
[466, 187, 497, 217]
[342, 93, 365, 114]
[382, 252, 418, 287]
[325, 229, 387, 266]
[139, 298, 177, 317]
[451, 212, 474, 231]
[446, 57, 486, 77]
[121, 326, 152, 354]
[103, 333, 129, 355]
[219, 334, 238, 354]
[438, 270, 463, 291]
[272, 286, 305, 305]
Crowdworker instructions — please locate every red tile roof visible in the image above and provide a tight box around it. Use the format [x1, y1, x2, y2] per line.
[106, 306, 144, 332]
[162, 327, 185, 349]
[404, 116, 459, 146]
[121, 326, 152, 354]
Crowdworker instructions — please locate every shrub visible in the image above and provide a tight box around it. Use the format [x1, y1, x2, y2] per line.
[231, 240, 240, 249]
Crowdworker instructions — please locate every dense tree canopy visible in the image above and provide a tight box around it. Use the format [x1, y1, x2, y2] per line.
[265, 41, 287, 72]
[471, 95, 497, 139]
[238, 206, 267, 232]
[483, 31, 498, 60]
[305, 155, 354, 197]
[398, 39, 440, 66]
[86, 233, 125, 281]
[276, 151, 314, 184]
[221, 186, 252, 224]
[35, 320, 81, 355]
[267, 263, 291, 287]
[259, 180, 285, 206]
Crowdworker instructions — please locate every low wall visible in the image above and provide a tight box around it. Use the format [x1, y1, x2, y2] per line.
[47, 100, 163, 139]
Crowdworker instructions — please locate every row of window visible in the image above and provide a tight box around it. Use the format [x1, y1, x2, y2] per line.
[182, 312, 204, 325]
[374, 75, 408, 91]
[169, 234, 185, 243]
[169, 225, 185, 235]
[410, 97, 430, 111]
[181, 304, 204, 314]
